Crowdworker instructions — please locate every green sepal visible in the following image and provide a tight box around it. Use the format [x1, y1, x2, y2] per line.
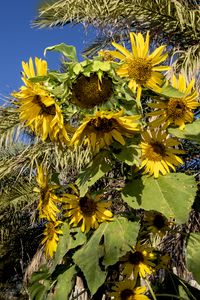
[76, 150, 113, 197]
[48, 71, 69, 82]
[44, 43, 78, 62]
[91, 60, 111, 72]
[168, 119, 200, 144]
[73, 218, 139, 295]
[29, 75, 49, 83]
[73, 62, 84, 75]
[122, 173, 197, 224]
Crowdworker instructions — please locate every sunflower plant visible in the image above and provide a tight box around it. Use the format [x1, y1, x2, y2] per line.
[4, 32, 200, 300]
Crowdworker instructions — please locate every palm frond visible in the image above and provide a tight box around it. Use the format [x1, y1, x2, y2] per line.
[0, 174, 36, 243]
[0, 141, 91, 181]
[0, 107, 24, 148]
[34, 0, 200, 82]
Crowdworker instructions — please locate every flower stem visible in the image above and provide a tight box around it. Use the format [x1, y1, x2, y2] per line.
[145, 278, 157, 300]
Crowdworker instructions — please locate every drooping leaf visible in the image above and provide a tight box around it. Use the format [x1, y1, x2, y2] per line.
[51, 223, 86, 271]
[159, 84, 185, 98]
[122, 173, 197, 224]
[186, 233, 200, 284]
[51, 266, 76, 300]
[44, 43, 78, 61]
[168, 120, 200, 144]
[73, 218, 139, 295]
[76, 151, 113, 196]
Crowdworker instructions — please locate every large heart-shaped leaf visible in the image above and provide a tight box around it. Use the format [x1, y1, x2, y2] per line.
[73, 218, 139, 295]
[122, 173, 197, 223]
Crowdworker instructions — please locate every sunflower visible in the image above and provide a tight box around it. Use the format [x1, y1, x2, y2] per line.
[12, 57, 70, 143]
[122, 244, 155, 278]
[71, 73, 113, 108]
[140, 129, 184, 178]
[34, 165, 61, 222]
[143, 211, 170, 237]
[41, 221, 62, 258]
[110, 280, 150, 300]
[109, 32, 170, 102]
[147, 74, 199, 129]
[70, 110, 140, 152]
[62, 184, 113, 233]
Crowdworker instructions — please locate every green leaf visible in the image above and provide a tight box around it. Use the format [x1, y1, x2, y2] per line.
[29, 283, 48, 300]
[122, 173, 197, 224]
[186, 233, 200, 284]
[168, 120, 200, 144]
[29, 267, 51, 300]
[159, 85, 185, 98]
[76, 151, 113, 196]
[73, 218, 139, 295]
[112, 143, 141, 166]
[51, 266, 76, 300]
[102, 218, 140, 267]
[161, 272, 199, 300]
[30, 266, 50, 284]
[44, 43, 78, 61]
[51, 223, 86, 271]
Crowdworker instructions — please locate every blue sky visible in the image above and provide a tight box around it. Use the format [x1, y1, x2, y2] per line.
[0, 0, 96, 95]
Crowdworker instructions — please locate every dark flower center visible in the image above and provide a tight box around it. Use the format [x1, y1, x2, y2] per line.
[41, 187, 50, 205]
[33, 95, 56, 115]
[153, 214, 166, 229]
[89, 117, 113, 132]
[72, 73, 113, 108]
[120, 289, 134, 300]
[79, 196, 97, 216]
[129, 251, 144, 265]
[47, 223, 56, 240]
[151, 142, 166, 155]
[167, 98, 187, 120]
[127, 57, 152, 84]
